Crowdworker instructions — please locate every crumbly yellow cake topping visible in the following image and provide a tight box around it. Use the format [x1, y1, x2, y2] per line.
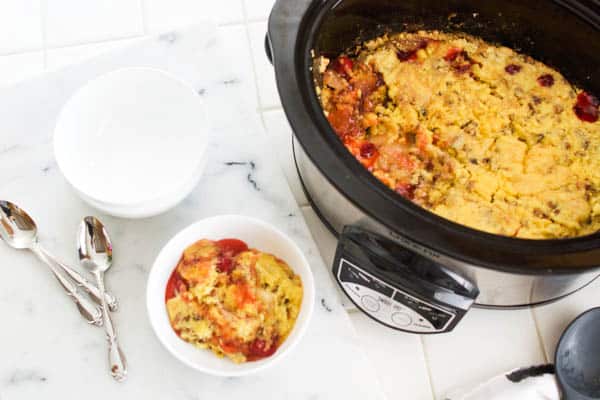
[165, 239, 303, 363]
[318, 31, 600, 238]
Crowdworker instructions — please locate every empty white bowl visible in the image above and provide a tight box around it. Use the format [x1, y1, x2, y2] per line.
[146, 215, 315, 377]
[53, 67, 209, 218]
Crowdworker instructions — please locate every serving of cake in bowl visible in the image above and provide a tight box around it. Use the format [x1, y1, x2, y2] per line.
[165, 238, 303, 364]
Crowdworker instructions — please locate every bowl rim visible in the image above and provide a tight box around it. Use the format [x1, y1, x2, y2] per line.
[53, 66, 209, 206]
[75, 157, 207, 219]
[145, 214, 316, 377]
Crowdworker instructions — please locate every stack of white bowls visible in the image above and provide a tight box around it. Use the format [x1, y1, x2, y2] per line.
[54, 68, 209, 218]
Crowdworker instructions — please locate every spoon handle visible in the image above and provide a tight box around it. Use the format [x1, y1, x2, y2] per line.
[45, 253, 118, 311]
[30, 245, 103, 326]
[95, 271, 127, 382]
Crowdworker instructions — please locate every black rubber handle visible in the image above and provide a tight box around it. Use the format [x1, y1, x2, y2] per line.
[265, 34, 273, 65]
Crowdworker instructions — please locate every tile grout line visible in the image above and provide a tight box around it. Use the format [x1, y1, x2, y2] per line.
[530, 307, 551, 363]
[246, 17, 268, 24]
[139, 0, 149, 34]
[239, 0, 306, 212]
[239, 2, 265, 113]
[419, 335, 439, 400]
[260, 105, 284, 113]
[239, 0, 272, 139]
[218, 19, 246, 27]
[239, 3, 315, 212]
[40, 0, 48, 69]
[0, 48, 45, 58]
[0, 21, 261, 60]
[219, 17, 266, 27]
[39, 33, 146, 54]
[1, 36, 143, 61]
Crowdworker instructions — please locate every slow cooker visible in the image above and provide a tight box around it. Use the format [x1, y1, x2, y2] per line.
[266, 0, 600, 333]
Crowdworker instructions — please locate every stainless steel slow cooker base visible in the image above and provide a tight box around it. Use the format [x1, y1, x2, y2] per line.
[293, 137, 600, 308]
[268, 0, 600, 331]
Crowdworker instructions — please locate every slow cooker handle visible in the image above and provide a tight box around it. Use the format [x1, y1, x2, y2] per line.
[333, 225, 479, 334]
[265, 34, 274, 65]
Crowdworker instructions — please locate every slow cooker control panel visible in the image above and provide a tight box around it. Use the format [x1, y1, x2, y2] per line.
[337, 259, 455, 333]
[333, 226, 479, 334]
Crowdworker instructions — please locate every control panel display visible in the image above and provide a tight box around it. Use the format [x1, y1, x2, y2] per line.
[337, 259, 455, 333]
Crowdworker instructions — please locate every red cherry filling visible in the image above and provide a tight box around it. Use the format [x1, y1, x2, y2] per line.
[444, 47, 462, 62]
[331, 56, 354, 77]
[396, 50, 418, 62]
[505, 64, 522, 75]
[165, 270, 187, 301]
[359, 142, 377, 158]
[217, 238, 248, 256]
[216, 256, 234, 274]
[574, 91, 599, 123]
[355, 141, 379, 168]
[396, 182, 416, 200]
[246, 336, 279, 361]
[537, 74, 555, 87]
[215, 239, 248, 273]
[396, 40, 429, 62]
[444, 47, 475, 74]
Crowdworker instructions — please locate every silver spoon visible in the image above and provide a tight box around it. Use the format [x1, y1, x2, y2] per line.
[0, 201, 118, 311]
[78, 216, 127, 382]
[0, 200, 103, 325]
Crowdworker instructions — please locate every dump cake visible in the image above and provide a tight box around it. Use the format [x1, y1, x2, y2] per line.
[317, 31, 600, 238]
[165, 238, 303, 363]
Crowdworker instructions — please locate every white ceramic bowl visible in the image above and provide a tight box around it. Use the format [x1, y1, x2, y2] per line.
[73, 158, 206, 219]
[53, 67, 209, 218]
[146, 215, 315, 376]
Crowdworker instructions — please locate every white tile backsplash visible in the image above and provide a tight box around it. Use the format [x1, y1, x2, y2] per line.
[144, 0, 244, 32]
[46, 37, 144, 70]
[533, 277, 600, 362]
[350, 312, 434, 400]
[247, 20, 281, 109]
[243, 0, 275, 21]
[0, 0, 43, 54]
[0, 51, 45, 88]
[423, 308, 546, 399]
[44, 0, 143, 46]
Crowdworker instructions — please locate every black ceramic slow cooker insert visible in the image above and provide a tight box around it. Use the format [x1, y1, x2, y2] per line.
[266, 0, 600, 333]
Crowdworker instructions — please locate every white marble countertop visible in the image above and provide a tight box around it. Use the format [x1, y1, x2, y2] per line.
[0, 24, 384, 400]
[0, 2, 599, 400]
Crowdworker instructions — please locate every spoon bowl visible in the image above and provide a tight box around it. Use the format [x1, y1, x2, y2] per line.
[78, 216, 127, 381]
[0, 200, 39, 249]
[78, 216, 113, 273]
[555, 307, 600, 399]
